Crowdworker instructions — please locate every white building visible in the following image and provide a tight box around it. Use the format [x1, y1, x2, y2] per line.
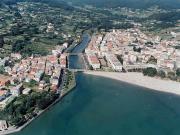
[176, 57, 180, 69]
[10, 84, 23, 96]
[105, 54, 123, 71]
[11, 53, 22, 60]
[63, 43, 69, 48]
[86, 53, 100, 69]
[0, 120, 8, 131]
[22, 88, 32, 95]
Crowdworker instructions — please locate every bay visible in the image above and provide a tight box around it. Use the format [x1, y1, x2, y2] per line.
[13, 73, 180, 135]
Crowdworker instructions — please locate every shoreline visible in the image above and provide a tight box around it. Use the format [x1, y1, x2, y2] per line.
[1, 75, 76, 135]
[84, 71, 180, 96]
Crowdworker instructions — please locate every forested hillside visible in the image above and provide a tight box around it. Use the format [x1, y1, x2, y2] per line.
[1, 0, 180, 9]
[1, 0, 73, 9]
[66, 0, 180, 9]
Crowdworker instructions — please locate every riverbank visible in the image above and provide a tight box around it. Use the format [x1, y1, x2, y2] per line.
[84, 71, 180, 95]
[1, 72, 76, 135]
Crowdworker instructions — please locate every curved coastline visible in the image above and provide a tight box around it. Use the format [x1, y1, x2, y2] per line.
[84, 71, 180, 96]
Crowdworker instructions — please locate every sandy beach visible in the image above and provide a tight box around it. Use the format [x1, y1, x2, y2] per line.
[84, 71, 180, 95]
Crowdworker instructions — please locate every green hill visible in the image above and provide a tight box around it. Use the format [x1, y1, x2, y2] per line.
[66, 0, 180, 9]
[1, 0, 179, 9]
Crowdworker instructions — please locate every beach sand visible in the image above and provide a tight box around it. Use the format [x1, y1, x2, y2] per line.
[84, 71, 180, 95]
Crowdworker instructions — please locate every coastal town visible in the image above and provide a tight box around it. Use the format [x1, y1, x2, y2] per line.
[85, 28, 180, 80]
[0, 44, 75, 133]
[0, 0, 179, 133]
[0, 26, 180, 133]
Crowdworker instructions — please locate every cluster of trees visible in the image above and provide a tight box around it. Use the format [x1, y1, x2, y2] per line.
[64, 70, 74, 89]
[147, 56, 157, 64]
[98, 22, 134, 32]
[74, 13, 133, 32]
[24, 80, 38, 88]
[177, 68, 180, 77]
[143, 67, 157, 77]
[10, 22, 39, 36]
[67, 0, 180, 9]
[143, 67, 180, 81]
[12, 39, 48, 56]
[153, 22, 175, 30]
[1, 0, 74, 10]
[0, 66, 5, 74]
[42, 74, 51, 83]
[0, 91, 58, 127]
[149, 11, 180, 23]
[116, 55, 123, 64]
[147, 11, 180, 30]
[0, 36, 4, 48]
[133, 46, 141, 53]
[2, 0, 180, 9]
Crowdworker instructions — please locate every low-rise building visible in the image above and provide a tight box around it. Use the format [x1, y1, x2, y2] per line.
[0, 90, 9, 101]
[11, 53, 22, 60]
[39, 80, 46, 90]
[10, 84, 23, 96]
[86, 53, 100, 69]
[22, 88, 32, 95]
[60, 54, 67, 68]
[0, 75, 11, 87]
[0, 120, 8, 131]
[105, 54, 123, 71]
[0, 96, 15, 110]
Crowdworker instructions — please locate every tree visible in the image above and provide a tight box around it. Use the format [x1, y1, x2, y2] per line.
[14, 11, 22, 19]
[145, 41, 153, 45]
[28, 80, 38, 87]
[0, 36, 4, 48]
[143, 67, 157, 77]
[176, 68, 180, 77]
[43, 74, 51, 83]
[147, 56, 157, 64]
[11, 116, 26, 127]
[116, 55, 123, 64]
[15, 104, 26, 115]
[1, 91, 59, 127]
[167, 72, 176, 80]
[12, 40, 25, 52]
[0, 66, 5, 74]
[157, 70, 166, 78]
[133, 46, 141, 53]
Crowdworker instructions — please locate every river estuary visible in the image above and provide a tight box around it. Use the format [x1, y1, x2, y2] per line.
[13, 73, 180, 135]
[12, 34, 180, 135]
[68, 34, 90, 70]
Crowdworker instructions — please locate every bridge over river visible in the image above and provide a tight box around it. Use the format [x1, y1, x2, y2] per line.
[67, 34, 91, 72]
[68, 68, 88, 72]
[67, 53, 89, 72]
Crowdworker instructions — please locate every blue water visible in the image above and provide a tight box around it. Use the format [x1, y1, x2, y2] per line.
[71, 34, 90, 53]
[68, 33, 90, 69]
[13, 73, 180, 135]
[69, 55, 86, 69]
